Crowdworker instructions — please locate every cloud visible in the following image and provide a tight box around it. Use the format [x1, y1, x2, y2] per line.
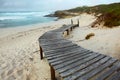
[0, 0, 119, 11]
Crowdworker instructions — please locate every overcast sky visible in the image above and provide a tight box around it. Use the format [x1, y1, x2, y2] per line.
[0, 0, 120, 11]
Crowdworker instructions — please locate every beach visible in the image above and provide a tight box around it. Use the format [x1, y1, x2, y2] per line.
[0, 13, 120, 80]
[0, 15, 81, 80]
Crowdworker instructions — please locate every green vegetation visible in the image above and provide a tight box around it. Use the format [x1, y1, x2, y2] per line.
[66, 3, 120, 27]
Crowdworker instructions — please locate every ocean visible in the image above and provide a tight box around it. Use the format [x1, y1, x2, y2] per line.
[0, 11, 56, 28]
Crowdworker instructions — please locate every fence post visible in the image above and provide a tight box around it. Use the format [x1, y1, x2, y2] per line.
[77, 19, 79, 27]
[39, 45, 43, 60]
[50, 65, 56, 80]
[71, 19, 73, 24]
[66, 29, 69, 35]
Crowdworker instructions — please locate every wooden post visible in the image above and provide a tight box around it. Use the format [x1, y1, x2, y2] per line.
[71, 19, 73, 24]
[77, 19, 79, 27]
[39, 45, 43, 60]
[70, 27, 72, 31]
[50, 65, 56, 80]
[66, 29, 69, 35]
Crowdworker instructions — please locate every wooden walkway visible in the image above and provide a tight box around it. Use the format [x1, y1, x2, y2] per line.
[38, 22, 120, 80]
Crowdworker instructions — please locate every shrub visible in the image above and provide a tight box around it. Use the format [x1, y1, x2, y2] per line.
[85, 33, 95, 40]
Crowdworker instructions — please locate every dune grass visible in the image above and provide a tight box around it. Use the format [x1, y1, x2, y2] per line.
[66, 3, 120, 27]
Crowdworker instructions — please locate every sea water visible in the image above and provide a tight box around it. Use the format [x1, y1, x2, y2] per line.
[0, 11, 56, 28]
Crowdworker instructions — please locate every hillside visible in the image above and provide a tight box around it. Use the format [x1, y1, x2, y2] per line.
[52, 3, 120, 28]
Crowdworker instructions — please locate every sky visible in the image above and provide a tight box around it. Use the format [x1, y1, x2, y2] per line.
[0, 0, 120, 11]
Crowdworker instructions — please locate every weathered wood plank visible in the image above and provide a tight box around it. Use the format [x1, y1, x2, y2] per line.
[109, 71, 120, 80]
[52, 24, 78, 32]
[39, 32, 63, 39]
[39, 39, 65, 43]
[64, 57, 117, 80]
[75, 56, 110, 80]
[40, 40, 71, 46]
[42, 41, 72, 49]
[49, 50, 90, 65]
[95, 61, 120, 80]
[46, 47, 85, 60]
[58, 54, 106, 74]
[54, 52, 96, 70]
[44, 45, 80, 54]
[60, 53, 101, 78]
[45, 46, 81, 57]
[43, 44, 78, 51]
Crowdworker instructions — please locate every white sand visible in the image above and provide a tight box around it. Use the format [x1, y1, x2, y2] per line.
[0, 16, 80, 80]
[0, 13, 120, 80]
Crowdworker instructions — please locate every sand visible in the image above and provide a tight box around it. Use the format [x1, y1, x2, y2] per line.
[0, 13, 120, 80]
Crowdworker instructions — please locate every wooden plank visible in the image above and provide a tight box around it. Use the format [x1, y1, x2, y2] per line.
[54, 52, 96, 70]
[40, 35, 62, 40]
[40, 40, 71, 46]
[44, 45, 80, 54]
[76, 58, 117, 80]
[39, 39, 65, 43]
[54, 24, 77, 32]
[42, 41, 72, 49]
[49, 50, 90, 65]
[59, 53, 100, 77]
[95, 61, 120, 80]
[42, 44, 78, 51]
[75, 56, 110, 80]
[46, 47, 85, 59]
[40, 32, 62, 39]
[109, 71, 120, 80]
[44, 45, 80, 56]
[47, 49, 86, 61]
[58, 54, 106, 74]
[64, 57, 117, 80]
[42, 44, 77, 52]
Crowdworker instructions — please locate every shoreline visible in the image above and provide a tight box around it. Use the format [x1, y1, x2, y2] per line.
[0, 21, 56, 38]
[0, 16, 79, 38]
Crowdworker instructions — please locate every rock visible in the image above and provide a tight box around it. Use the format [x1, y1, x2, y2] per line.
[44, 14, 55, 17]
[45, 10, 79, 18]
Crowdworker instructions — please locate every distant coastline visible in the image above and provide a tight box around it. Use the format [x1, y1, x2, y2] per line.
[47, 2, 120, 28]
[0, 11, 56, 28]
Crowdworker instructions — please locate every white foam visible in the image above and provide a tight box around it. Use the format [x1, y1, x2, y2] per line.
[0, 11, 52, 20]
[0, 16, 26, 20]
